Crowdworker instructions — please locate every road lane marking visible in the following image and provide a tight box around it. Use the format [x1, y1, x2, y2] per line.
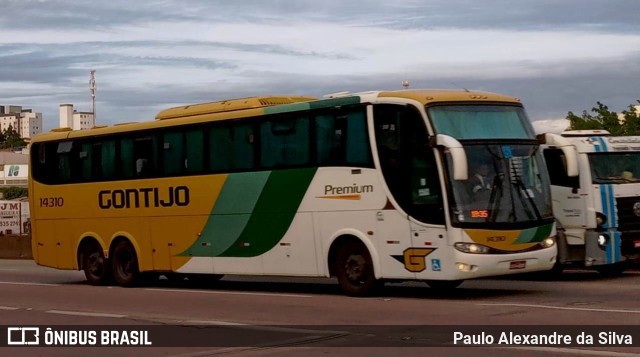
[0, 281, 61, 287]
[145, 288, 313, 298]
[46, 310, 127, 318]
[498, 346, 640, 356]
[186, 320, 247, 326]
[184, 320, 348, 335]
[0, 306, 19, 310]
[478, 303, 640, 314]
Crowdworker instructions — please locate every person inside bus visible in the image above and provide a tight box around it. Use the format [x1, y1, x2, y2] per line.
[621, 168, 634, 181]
[469, 163, 492, 196]
[136, 158, 150, 177]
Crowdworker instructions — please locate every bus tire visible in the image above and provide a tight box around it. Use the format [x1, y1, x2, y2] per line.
[82, 243, 110, 285]
[548, 262, 565, 276]
[426, 280, 463, 289]
[335, 241, 379, 296]
[112, 240, 139, 287]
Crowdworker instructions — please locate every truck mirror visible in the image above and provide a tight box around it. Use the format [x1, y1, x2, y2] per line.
[544, 133, 578, 177]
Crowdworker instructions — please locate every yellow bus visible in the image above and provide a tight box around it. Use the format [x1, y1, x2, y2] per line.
[29, 89, 557, 296]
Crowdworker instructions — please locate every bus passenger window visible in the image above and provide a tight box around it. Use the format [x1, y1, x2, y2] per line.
[315, 109, 371, 167]
[56, 141, 74, 183]
[163, 131, 185, 175]
[133, 137, 156, 177]
[261, 116, 309, 168]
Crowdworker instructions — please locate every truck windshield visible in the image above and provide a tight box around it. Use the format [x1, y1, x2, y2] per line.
[443, 144, 553, 227]
[588, 153, 640, 184]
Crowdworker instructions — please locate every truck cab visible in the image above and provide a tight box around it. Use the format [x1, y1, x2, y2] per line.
[542, 130, 640, 273]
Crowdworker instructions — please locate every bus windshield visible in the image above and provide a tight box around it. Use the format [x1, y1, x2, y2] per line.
[444, 144, 553, 227]
[429, 105, 533, 140]
[589, 152, 640, 184]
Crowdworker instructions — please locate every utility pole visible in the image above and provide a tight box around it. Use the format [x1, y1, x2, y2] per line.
[89, 69, 96, 122]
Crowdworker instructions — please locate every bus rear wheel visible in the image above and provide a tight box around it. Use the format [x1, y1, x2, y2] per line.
[112, 241, 139, 287]
[335, 241, 379, 296]
[82, 243, 110, 285]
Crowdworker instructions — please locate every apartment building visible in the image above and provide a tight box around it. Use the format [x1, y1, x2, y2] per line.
[59, 104, 95, 130]
[0, 105, 43, 139]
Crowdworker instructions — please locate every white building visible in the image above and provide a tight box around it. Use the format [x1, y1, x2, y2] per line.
[618, 105, 640, 123]
[0, 152, 28, 187]
[0, 105, 43, 140]
[59, 104, 95, 130]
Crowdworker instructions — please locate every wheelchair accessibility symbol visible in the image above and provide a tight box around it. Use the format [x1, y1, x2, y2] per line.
[431, 259, 441, 272]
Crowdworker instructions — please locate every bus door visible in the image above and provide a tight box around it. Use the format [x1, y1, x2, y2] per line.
[373, 103, 447, 278]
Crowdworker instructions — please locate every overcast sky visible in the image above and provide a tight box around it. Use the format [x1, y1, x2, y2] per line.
[1, 0, 639, 132]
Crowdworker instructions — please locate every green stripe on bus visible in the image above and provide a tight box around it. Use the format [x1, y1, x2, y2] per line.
[179, 172, 270, 257]
[213, 172, 270, 214]
[263, 97, 361, 115]
[219, 168, 317, 257]
[264, 102, 311, 115]
[308, 96, 361, 109]
[514, 224, 552, 244]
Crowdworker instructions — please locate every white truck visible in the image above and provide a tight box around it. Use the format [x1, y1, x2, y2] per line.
[542, 130, 640, 274]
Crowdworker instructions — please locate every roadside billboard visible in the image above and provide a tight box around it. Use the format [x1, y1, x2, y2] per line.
[0, 200, 30, 235]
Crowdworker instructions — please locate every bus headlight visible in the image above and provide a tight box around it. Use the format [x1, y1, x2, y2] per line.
[540, 237, 555, 248]
[596, 212, 607, 227]
[455, 243, 491, 254]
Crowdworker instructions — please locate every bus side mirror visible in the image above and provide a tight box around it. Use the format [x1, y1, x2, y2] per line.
[543, 133, 579, 177]
[433, 134, 468, 180]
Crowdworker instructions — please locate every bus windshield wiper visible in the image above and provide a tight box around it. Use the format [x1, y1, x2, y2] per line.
[512, 174, 541, 221]
[487, 173, 504, 223]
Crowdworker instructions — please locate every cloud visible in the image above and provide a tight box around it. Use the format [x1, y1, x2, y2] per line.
[0, 1, 639, 130]
[531, 119, 570, 134]
[3, 1, 639, 32]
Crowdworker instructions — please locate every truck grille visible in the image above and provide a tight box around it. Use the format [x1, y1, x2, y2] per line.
[615, 196, 640, 254]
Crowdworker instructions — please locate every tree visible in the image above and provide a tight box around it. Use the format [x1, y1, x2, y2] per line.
[0, 187, 28, 200]
[567, 100, 640, 136]
[0, 125, 26, 149]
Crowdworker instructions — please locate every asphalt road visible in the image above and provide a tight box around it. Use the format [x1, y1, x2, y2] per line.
[1, 260, 640, 356]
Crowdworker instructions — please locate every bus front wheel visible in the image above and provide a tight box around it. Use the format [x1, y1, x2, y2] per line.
[112, 241, 139, 286]
[335, 241, 379, 296]
[82, 243, 110, 285]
